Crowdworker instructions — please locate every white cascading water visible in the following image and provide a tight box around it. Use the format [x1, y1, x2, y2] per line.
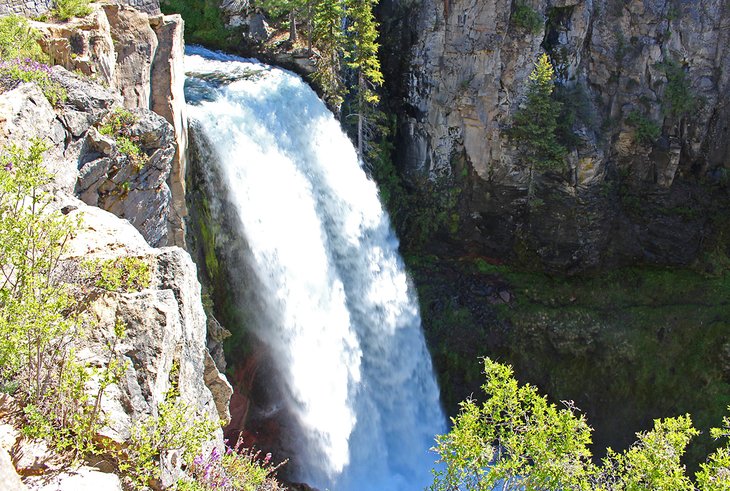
[184, 46, 445, 491]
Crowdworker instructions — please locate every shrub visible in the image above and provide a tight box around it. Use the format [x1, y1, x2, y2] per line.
[52, 0, 92, 21]
[180, 435, 287, 491]
[512, 3, 543, 34]
[118, 398, 220, 490]
[657, 59, 697, 119]
[83, 256, 151, 293]
[626, 109, 661, 144]
[0, 15, 45, 62]
[160, 0, 231, 49]
[431, 358, 594, 491]
[22, 343, 127, 457]
[0, 59, 67, 106]
[99, 107, 148, 170]
[0, 139, 77, 401]
[431, 358, 730, 491]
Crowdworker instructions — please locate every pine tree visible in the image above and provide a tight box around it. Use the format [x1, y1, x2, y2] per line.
[259, 0, 308, 43]
[509, 54, 567, 179]
[344, 0, 384, 159]
[312, 0, 346, 108]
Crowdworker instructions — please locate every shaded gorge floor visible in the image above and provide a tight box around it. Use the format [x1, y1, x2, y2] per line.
[407, 251, 730, 472]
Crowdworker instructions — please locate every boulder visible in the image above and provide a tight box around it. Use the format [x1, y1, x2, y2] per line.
[204, 351, 233, 425]
[29, 467, 123, 491]
[0, 448, 27, 491]
[58, 201, 231, 444]
[34, 7, 116, 88]
[0, 425, 18, 452]
[0, 82, 73, 193]
[51, 68, 122, 138]
[11, 438, 56, 477]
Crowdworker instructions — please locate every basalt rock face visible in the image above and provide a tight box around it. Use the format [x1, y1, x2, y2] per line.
[0, 67, 231, 491]
[33, 4, 189, 247]
[381, 0, 730, 271]
[0, 4, 232, 435]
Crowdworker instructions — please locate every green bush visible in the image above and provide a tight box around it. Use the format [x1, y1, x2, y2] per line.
[84, 256, 151, 293]
[512, 3, 543, 34]
[431, 358, 730, 491]
[160, 0, 230, 48]
[626, 109, 661, 144]
[0, 59, 67, 106]
[0, 15, 45, 62]
[0, 139, 76, 401]
[118, 398, 219, 490]
[657, 59, 697, 119]
[179, 435, 287, 491]
[52, 0, 92, 21]
[99, 107, 148, 170]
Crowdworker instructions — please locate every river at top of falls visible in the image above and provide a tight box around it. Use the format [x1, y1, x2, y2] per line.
[184, 46, 445, 491]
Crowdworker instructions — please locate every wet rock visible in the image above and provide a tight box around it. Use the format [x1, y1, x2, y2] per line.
[207, 315, 232, 372]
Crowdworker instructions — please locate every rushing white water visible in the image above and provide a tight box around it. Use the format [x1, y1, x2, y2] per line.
[185, 46, 445, 491]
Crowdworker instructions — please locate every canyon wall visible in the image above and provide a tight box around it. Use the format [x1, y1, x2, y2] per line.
[381, 0, 730, 270]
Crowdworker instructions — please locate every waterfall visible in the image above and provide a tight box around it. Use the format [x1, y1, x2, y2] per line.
[184, 46, 445, 491]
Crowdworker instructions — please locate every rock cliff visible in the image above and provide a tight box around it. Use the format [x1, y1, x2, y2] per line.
[33, 2, 188, 247]
[381, 0, 730, 270]
[0, 3, 232, 487]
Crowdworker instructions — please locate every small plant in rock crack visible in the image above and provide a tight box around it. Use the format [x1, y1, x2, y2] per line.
[99, 107, 148, 171]
[0, 58, 67, 106]
[178, 433, 287, 491]
[82, 256, 152, 293]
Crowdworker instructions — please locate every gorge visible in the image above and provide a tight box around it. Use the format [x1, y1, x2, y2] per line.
[0, 0, 728, 488]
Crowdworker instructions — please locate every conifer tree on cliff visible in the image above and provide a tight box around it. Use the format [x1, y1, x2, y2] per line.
[344, 0, 383, 160]
[260, 0, 310, 45]
[509, 53, 567, 201]
[312, 0, 346, 108]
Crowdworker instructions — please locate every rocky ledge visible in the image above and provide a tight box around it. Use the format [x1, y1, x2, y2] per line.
[0, 4, 232, 488]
